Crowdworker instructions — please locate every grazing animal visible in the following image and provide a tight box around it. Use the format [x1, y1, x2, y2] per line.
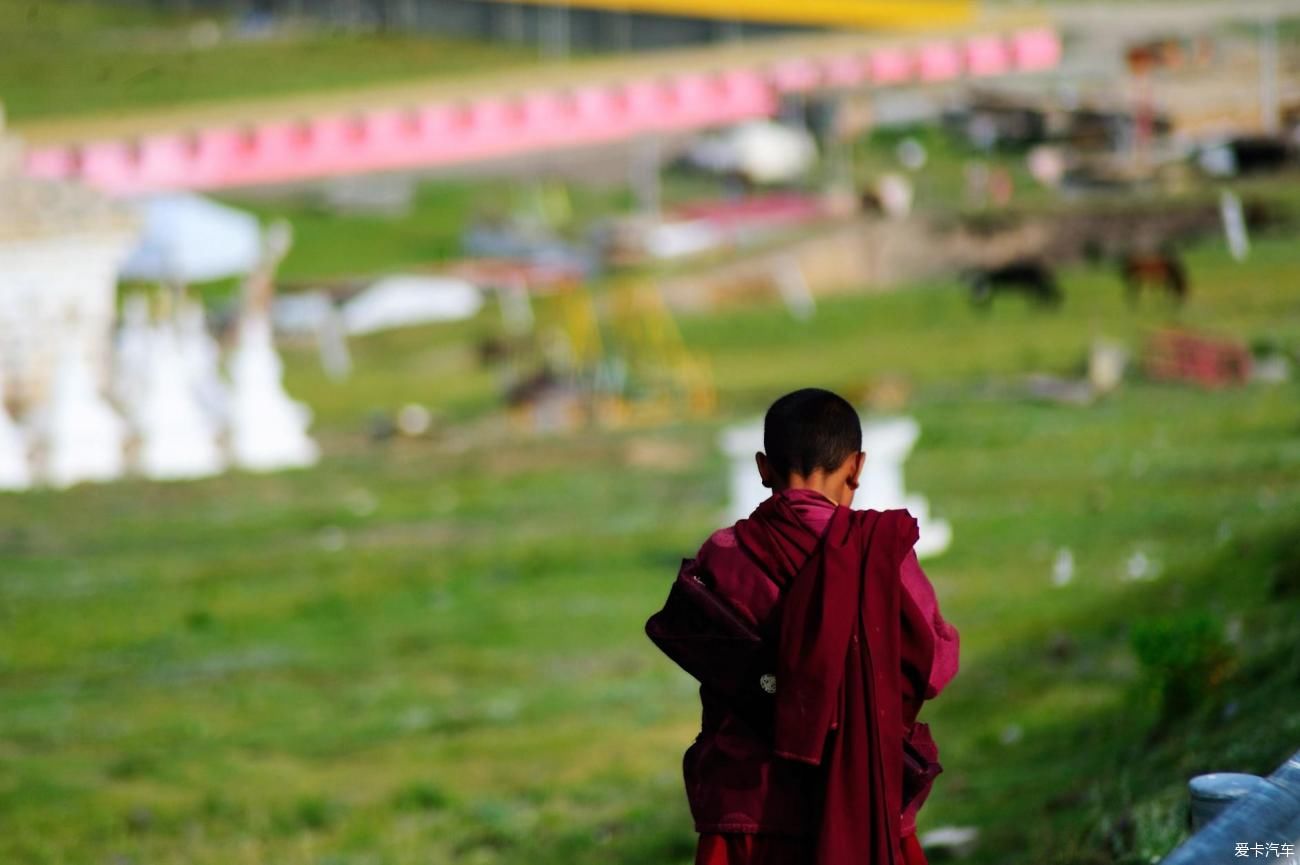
[1120, 249, 1188, 303]
[962, 259, 1062, 308]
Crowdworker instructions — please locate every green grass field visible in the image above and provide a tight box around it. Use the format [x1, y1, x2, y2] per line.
[2, 219, 1298, 863]
[2, 5, 1300, 861]
[0, 0, 539, 123]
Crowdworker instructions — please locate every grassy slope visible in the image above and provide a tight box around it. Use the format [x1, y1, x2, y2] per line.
[1, 11, 1298, 856]
[0, 0, 537, 123]
[229, 180, 631, 283]
[1, 223, 1298, 863]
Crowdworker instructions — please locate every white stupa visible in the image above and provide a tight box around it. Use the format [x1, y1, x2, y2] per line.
[0, 373, 31, 491]
[719, 413, 952, 559]
[0, 107, 138, 417]
[176, 298, 228, 425]
[858, 416, 951, 559]
[30, 343, 127, 487]
[227, 314, 318, 471]
[114, 293, 152, 418]
[134, 324, 224, 480]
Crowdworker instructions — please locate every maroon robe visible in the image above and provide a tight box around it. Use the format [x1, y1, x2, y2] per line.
[676, 488, 958, 864]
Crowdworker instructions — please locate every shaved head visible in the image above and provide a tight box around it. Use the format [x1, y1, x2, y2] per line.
[762, 388, 862, 481]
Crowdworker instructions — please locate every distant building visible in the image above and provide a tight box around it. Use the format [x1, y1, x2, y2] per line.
[0, 108, 138, 413]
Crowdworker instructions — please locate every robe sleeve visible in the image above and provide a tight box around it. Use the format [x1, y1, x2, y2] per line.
[900, 550, 960, 700]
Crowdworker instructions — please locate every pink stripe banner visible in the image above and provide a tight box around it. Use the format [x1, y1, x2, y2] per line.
[24, 28, 1060, 194]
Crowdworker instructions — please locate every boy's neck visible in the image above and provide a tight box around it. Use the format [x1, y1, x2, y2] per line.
[775, 483, 839, 507]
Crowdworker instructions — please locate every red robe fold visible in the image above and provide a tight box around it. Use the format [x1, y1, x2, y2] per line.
[734, 492, 920, 865]
[658, 487, 959, 865]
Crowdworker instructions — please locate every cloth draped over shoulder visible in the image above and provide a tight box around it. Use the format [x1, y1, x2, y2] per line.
[733, 493, 925, 865]
[644, 486, 952, 862]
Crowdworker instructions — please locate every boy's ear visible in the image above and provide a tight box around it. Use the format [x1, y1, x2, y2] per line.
[845, 451, 866, 489]
[755, 451, 772, 488]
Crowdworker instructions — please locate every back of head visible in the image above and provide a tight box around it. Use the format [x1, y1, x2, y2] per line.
[763, 388, 862, 480]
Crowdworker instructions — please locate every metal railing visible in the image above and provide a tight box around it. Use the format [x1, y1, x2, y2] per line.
[1161, 749, 1300, 864]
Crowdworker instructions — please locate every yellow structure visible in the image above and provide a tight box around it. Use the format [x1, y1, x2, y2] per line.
[520, 279, 715, 432]
[494, 0, 973, 29]
[606, 280, 716, 423]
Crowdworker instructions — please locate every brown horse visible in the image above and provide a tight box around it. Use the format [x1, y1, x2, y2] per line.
[1120, 249, 1188, 303]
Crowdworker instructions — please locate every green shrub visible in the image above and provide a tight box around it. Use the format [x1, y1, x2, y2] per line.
[392, 781, 451, 812]
[1130, 613, 1235, 721]
[1268, 542, 1300, 599]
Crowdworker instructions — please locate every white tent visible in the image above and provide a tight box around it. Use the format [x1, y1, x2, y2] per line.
[119, 193, 262, 284]
[341, 275, 483, 336]
[687, 121, 817, 185]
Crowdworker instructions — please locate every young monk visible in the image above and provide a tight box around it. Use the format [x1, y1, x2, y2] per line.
[650, 387, 959, 865]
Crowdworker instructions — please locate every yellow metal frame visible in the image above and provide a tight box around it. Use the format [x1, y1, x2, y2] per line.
[489, 0, 973, 29]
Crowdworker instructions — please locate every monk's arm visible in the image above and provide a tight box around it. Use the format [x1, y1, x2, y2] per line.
[900, 549, 960, 699]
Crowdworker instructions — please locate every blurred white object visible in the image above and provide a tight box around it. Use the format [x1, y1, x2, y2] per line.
[397, 403, 432, 436]
[1051, 547, 1075, 587]
[720, 420, 770, 527]
[774, 256, 816, 321]
[177, 298, 229, 424]
[119, 194, 262, 283]
[688, 121, 817, 185]
[896, 137, 928, 171]
[859, 416, 951, 558]
[0, 134, 137, 413]
[720, 414, 951, 559]
[1198, 141, 1236, 178]
[876, 172, 914, 219]
[272, 290, 336, 336]
[134, 325, 224, 480]
[0, 373, 31, 490]
[341, 275, 483, 336]
[1123, 549, 1160, 581]
[1219, 189, 1250, 261]
[919, 825, 979, 857]
[317, 304, 352, 381]
[271, 291, 352, 380]
[643, 220, 723, 260]
[1027, 145, 1066, 187]
[227, 315, 318, 471]
[1250, 354, 1291, 384]
[1088, 339, 1128, 393]
[114, 294, 152, 418]
[31, 345, 127, 487]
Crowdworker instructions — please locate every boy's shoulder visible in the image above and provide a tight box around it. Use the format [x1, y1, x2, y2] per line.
[702, 523, 739, 550]
[693, 522, 744, 570]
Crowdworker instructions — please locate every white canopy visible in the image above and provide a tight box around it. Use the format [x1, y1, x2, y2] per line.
[341, 275, 483, 336]
[119, 193, 262, 284]
[687, 121, 817, 185]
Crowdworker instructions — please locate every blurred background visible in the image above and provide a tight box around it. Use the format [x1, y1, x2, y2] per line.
[1, 0, 1298, 863]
